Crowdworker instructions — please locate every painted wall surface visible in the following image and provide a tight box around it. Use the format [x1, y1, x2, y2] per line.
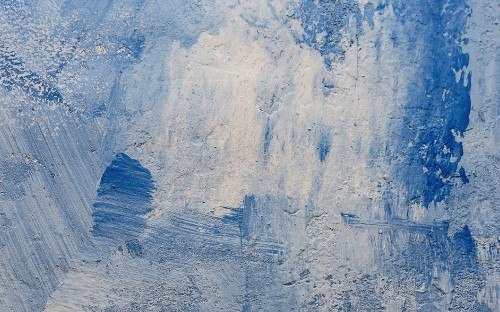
[0, 0, 498, 311]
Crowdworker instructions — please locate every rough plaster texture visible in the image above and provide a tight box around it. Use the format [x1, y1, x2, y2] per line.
[0, 0, 498, 311]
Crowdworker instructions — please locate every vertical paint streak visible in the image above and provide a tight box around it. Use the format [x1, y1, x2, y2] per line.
[388, 0, 472, 207]
[318, 130, 331, 162]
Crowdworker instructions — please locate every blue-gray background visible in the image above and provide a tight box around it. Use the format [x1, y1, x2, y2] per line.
[0, 0, 498, 311]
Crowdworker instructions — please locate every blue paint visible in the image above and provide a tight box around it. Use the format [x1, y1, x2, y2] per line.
[263, 119, 272, 162]
[341, 212, 450, 234]
[357, 220, 485, 310]
[221, 207, 244, 225]
[143, 198, 283, 253]
[167, 211, 243, 254]
[241, 195, 256, 240]
[452, 225, 476, 257]
[141, 195, 294, 310]
[125, 33, 145, 60]
[383, 202, 393, 219]
[294, 0, 363, 68]
[125, 239, 144, 257]
[386, 0, 472, 207]
[108, 33, 146, 63]
[142, 198, 283, 261]
[305, 171, 324, 222]
[0, 44, 62, 102]
[472, 303, 494, 312]
[318, 131, 331, 162]
[239, 195, 294, 311]
[240, 194, 285, 247]
[92, 153, 154, 241]
[321, 77, 335, 96]
[364, 3, 376, 29]
[299, 269, 310, 280]
[242, 302, 251, 312]
[458, 167, 469, 184]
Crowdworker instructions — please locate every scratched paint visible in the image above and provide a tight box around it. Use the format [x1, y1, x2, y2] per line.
[0, 0, 498, 311]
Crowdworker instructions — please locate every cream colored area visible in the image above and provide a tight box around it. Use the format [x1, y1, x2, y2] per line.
[46, 0, 403, 308]
[123, 0, 403, 224]
[122, 1, 405, 307]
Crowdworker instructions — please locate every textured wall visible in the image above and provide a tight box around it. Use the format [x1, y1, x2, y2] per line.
[0, 0, 498, 311]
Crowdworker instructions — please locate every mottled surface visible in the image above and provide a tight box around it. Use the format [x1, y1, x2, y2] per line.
[0, 0, 498, 311]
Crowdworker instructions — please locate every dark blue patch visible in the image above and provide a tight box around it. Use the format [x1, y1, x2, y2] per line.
[0, 44, 62, 102]
[294, 0, 363, 68]
[92, 153, 154, 242]
[383, 202, 393, 219]
[299, 269, 310, 280]
[126, 239, 144, 257]
[318, 131, 331, 162]
[386, 0, 472, 207]
[263, 119, 272, 162]
[221, 208, 244, 225]
[458, 166, 469, 184]
[119, 33, 146, 60]
[129, 34, 145, 60]
[452, 225, 476, 257]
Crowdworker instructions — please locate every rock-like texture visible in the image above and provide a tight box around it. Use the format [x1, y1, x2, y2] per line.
[0, 0, 498, 311]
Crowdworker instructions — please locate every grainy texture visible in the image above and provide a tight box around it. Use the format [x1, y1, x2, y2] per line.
[0, 0, 498, 311]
